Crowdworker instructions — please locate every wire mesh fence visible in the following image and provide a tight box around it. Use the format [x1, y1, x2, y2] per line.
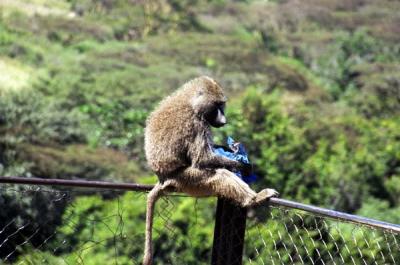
[0, 183, 214, 265]
[244, 205, 400, 265]
[0, 178, 399, 265]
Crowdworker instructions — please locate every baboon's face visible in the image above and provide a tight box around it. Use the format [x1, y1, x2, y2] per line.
[204, 100, 226, 128]
[191, 78, 227, 128]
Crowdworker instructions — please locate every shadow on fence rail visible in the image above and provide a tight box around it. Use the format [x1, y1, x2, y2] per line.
[0, 176, 399, 265]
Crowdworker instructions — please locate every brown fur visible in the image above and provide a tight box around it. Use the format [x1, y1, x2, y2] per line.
[142, 76, 278, 265]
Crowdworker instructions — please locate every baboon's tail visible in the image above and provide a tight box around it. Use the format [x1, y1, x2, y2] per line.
[143, 181, 168, 265]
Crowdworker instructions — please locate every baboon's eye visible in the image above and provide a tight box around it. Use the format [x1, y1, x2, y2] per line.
[215, 101, 225, 110]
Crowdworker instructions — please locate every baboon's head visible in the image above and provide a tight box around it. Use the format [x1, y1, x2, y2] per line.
[190, 76, 227, 128]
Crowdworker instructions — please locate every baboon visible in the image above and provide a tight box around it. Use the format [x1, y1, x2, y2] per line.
[143, 76, 278, 265]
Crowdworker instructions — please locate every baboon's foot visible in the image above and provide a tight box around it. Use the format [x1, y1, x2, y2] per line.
[252, 188, 279, 205]
[241, 188, 278, 207]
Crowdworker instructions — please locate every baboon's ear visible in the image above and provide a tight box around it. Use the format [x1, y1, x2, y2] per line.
[196, 87, 205, 96]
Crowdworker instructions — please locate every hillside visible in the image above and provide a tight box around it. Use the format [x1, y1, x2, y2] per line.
[0, 0, 399, 263]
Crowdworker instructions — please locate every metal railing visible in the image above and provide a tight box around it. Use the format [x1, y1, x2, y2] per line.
[0, 176, 399, 264]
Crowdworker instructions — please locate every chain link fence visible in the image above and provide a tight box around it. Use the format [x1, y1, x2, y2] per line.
[245, 205, 400, 265]
[0, 177, 399, 265]
[0, 183, 214, 264]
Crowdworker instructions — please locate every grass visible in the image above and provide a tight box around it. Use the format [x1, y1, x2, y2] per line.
[0, 0, 71, 17]
[0, 57, 33, 93]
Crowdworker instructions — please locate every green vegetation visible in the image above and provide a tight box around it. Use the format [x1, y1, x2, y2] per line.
[0, 0, 399, 263]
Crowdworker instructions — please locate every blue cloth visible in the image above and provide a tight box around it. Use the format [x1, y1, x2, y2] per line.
[213, 137, 258, 184]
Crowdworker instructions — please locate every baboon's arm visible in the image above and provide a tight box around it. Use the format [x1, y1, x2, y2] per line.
[189, 138, 250, 173]
[198, 154, 252, 174]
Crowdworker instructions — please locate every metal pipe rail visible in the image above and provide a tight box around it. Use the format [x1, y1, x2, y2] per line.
[1, 176, 399, 233]
[0, 176, 153, 192]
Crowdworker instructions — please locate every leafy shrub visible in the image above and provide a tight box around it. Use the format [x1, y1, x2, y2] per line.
[0, 90, 86, 145]
[0, 185, 68, 261]
[14, 193, 216, 265]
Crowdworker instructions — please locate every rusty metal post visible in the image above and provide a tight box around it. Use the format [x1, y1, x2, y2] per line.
[211, 198, 247, 265]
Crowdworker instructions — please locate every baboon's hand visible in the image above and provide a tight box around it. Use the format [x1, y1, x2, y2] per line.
[240, 163, 253, 177]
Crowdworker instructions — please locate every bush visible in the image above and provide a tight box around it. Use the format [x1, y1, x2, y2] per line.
[14, 192, 216, 265]
[0, 90, 86, 145]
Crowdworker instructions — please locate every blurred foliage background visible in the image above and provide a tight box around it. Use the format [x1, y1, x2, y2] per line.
[0, 0, 399, 263]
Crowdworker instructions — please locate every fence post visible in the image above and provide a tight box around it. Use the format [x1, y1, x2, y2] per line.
[211, 197, 247, 265]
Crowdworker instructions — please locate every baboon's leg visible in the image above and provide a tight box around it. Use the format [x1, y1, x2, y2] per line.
[178, 167, 276, 207]
[204, 168, 257, 207]
[143, 179, 176, 265]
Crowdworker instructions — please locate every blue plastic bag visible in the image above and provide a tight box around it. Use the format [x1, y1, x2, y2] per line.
[213, 137, 258, 183]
